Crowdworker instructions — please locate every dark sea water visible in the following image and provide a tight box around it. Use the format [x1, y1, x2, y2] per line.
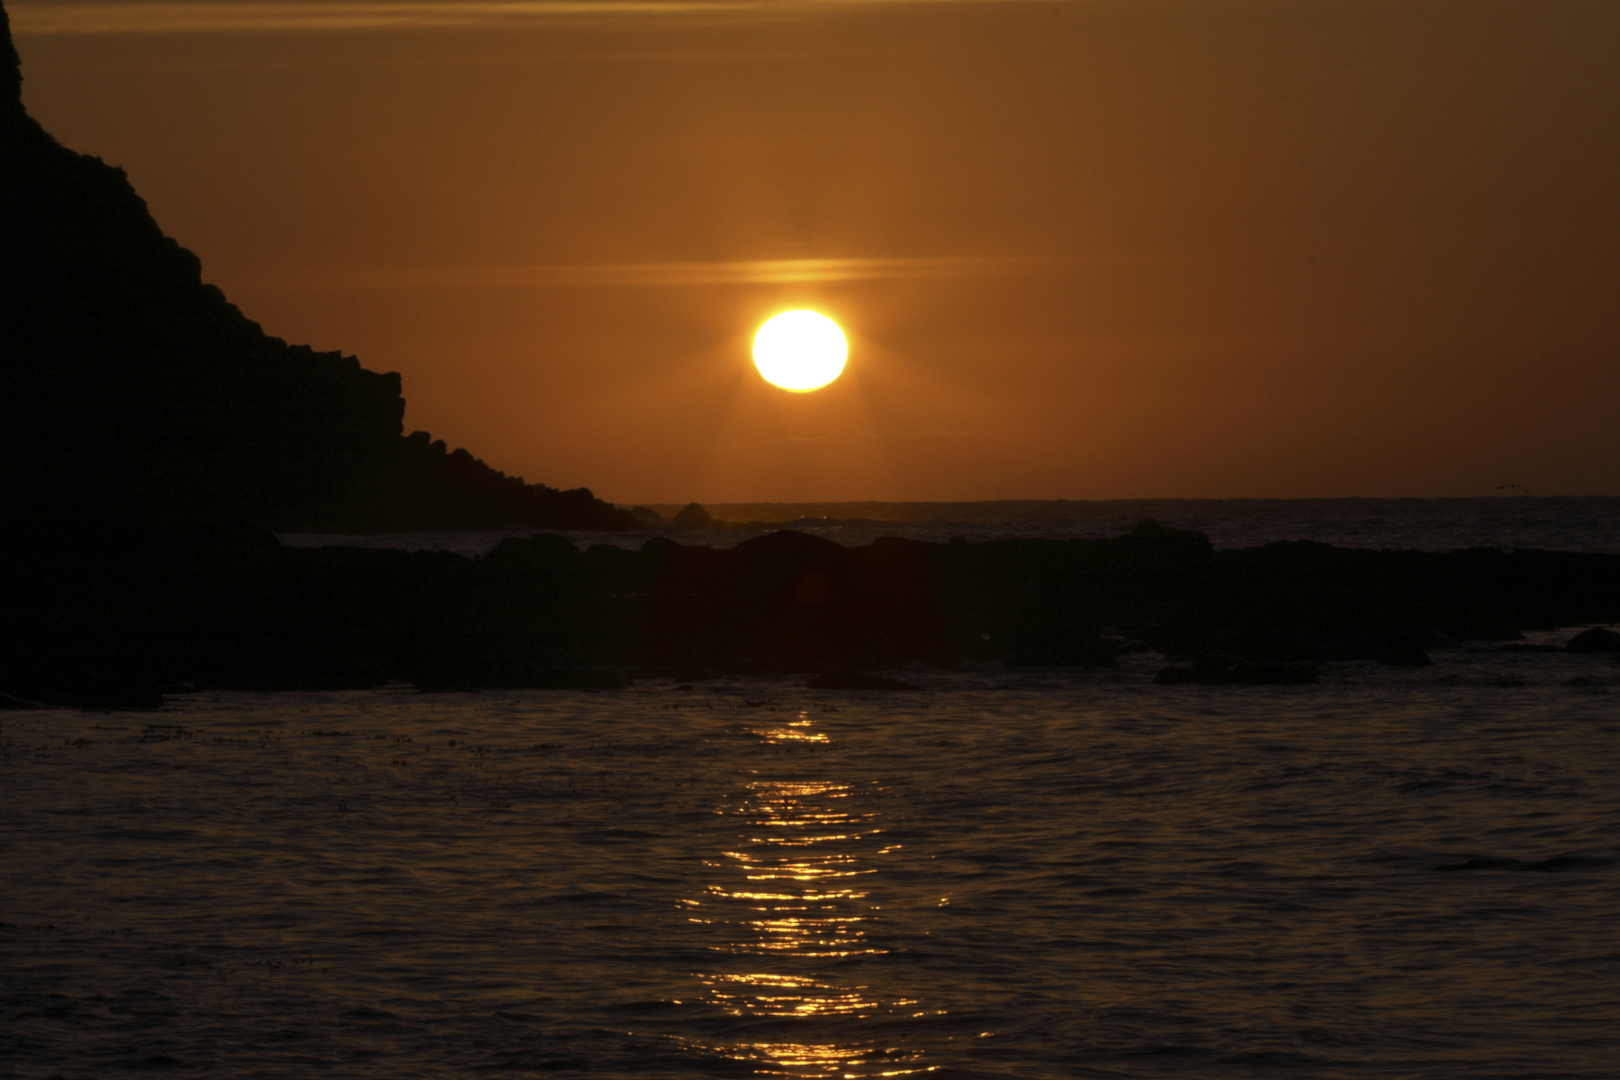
[5, 648, 1619, 1078]
[279, 495, 1620, 558]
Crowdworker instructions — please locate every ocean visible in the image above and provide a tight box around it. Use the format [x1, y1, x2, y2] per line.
[6, 498, 1620, 1078]
[5, 657, 1619, 1078]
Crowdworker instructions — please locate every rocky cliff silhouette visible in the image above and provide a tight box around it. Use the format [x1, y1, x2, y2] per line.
[0, 1, 635, 532]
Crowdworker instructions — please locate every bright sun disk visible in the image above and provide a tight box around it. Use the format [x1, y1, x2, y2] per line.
[752, 311, 847, 392]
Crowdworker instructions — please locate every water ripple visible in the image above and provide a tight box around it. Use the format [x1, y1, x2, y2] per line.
[2, 675, 1617, 1077]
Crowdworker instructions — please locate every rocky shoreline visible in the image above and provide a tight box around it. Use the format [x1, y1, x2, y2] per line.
[4, 520, 1618, 709]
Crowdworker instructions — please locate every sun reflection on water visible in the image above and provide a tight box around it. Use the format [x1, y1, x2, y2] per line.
[751, 713, 832, 745]
[680, 711, 937, 1078]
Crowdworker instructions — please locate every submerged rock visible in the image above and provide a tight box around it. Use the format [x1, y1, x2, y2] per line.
[1437, 854, 1618, 873]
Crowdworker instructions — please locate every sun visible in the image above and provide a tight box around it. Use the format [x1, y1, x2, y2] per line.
[752, 310, 847, 392]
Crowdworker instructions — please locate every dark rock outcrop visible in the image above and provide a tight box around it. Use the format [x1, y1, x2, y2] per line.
[0, 2, 22, 126]
[6, 519, 1620, 701]
[634, 530, 952, 670]
[0, 3, 636, 533]
[1154, 655, 1320, 685]
[1566, 627, 1620, 652]
[670, 503, 716, 529]
[1376, 641, 1434, 667]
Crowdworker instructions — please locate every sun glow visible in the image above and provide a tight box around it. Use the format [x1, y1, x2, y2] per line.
[752, 310, 847, 392]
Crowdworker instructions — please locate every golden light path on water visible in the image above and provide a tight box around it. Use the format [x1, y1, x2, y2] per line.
[677, 710, 938, 1078]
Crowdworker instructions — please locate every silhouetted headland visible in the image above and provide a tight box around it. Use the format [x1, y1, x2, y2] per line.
[0, 2, 635, 535]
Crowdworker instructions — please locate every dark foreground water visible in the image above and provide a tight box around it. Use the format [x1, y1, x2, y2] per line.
[4, 651, 1619, 1078]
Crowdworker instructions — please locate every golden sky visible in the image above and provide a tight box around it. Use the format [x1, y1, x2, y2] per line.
[13, 0, 1619, 502]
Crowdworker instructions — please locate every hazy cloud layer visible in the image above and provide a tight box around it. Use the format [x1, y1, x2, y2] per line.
[10, 0, 1021, 34]
[257, 256, 1065, 290]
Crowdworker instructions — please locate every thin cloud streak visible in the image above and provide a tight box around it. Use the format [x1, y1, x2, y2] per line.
[10, 2, 763, 34]
[10, 0, 1043, 35]
[252, 255, 1067, 291]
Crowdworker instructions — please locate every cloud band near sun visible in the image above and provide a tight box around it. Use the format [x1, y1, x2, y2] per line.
[9, 0, 1040, 35]
[249, 256, 1065, 291]
[9, 2, 756, 34]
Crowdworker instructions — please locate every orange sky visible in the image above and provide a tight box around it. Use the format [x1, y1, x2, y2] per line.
[13, 0, 1619, 502]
